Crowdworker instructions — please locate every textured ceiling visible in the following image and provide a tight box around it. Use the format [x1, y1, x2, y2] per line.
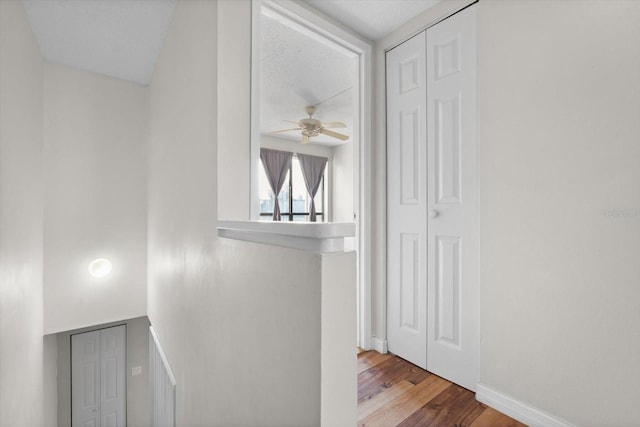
[21, 0, 442, 145]
[302, 0, 442, 41]
[261, 0, 442, 146]
[260, 10, 358, 146]
[22, 0, 176, 85]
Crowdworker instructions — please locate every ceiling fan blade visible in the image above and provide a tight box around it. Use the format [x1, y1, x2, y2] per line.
[321, 121, 347, 129]
[283, 120, 301, 125]
[268, 128, 301, 134]
[320, 128, 349, 141]
[301, 135, 311, 144]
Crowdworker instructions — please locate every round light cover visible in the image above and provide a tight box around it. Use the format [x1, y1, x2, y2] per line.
[88, 258, 112, 278]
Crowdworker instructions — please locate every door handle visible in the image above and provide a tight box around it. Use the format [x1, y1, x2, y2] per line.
[429, 210, 439, 218]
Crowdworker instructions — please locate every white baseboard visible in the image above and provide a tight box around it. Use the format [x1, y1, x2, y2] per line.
[476, 383, 574, 427]
[372, 337, 387, 354]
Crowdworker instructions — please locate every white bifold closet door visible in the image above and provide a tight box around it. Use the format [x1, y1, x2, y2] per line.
[387, 5, 478, 391]
[72, 325, 127, 427]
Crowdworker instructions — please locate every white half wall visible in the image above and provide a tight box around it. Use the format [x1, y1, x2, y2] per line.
[213, 238, 356, 426]
[0, 1, 45, 425]
[478, 1, 640, 425]
[320, 251, 357, 426]
[214, 238, 322, 425]
[43, 63, 148, 334]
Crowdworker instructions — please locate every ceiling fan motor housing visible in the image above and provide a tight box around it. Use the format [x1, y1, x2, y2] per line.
[268, 104, 348, 143]
[300, 117, 321, 136]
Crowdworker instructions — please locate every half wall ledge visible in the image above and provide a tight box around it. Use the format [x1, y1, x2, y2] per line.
[217, 220, 356, 253]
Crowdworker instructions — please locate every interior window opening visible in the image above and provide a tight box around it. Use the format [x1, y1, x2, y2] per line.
[259, 154, 326, 222]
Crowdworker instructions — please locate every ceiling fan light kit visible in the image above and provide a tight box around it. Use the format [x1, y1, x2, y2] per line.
[269, 105, 349, 144]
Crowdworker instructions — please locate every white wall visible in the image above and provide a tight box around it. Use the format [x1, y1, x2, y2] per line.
[218, 0, 252, 220]
[56, 316, 150, 427]
[147, 0, 218, 424]
[261, 134, 334, 159]
[43, 64, 148, 334]
[148, 1, 357, 424]
[0, 1, 46, 425]
[375, 1, 640, 425]
[332, 142, 354, 228]
[477, 1, 640, 425]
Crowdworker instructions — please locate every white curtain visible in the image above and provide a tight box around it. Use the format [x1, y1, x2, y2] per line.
[297, 153, 328, 222]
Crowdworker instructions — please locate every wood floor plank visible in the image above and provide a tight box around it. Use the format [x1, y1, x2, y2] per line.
[358, 357, 416, 399]
[358, 379, 415, 420]
[358, 357, 430, 404]
[357, 351, 528, 427]
[358, 350, 392, 373]
[360, 374, 451, 427]
[396, 383, 485, 427]
[469, 407, 527, 427]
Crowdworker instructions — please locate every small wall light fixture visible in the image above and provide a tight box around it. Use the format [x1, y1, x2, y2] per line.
[88, 258, 112, 278]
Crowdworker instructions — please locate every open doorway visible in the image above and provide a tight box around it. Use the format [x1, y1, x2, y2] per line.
[249, 0, 373, 349]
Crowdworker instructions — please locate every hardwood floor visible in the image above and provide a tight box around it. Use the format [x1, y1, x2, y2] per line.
[358, 350, 527, 427]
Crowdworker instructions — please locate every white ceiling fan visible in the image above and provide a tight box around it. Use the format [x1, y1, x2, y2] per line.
[268, 105, 349, 144]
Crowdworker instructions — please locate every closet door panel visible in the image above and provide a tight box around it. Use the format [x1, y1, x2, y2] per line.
[386, 31, 428, 369]
[100, 325, 126, 427]
[426, 5, 479, 391]
[72, 331, 101, 427]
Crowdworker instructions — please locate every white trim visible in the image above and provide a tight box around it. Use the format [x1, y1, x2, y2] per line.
[476, 384, 575, 427]
[372, 337, 387, 354]
[250, 0, 262, 220]
[357, 21, 374, 353]
[217, 220, 355, 253]
[250, 0, 373, 351]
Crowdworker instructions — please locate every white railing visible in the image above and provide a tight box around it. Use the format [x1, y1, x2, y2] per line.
[149, 326, 176, 427]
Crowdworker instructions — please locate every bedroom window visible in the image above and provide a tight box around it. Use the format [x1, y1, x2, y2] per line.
[259, 154, 326, 222]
